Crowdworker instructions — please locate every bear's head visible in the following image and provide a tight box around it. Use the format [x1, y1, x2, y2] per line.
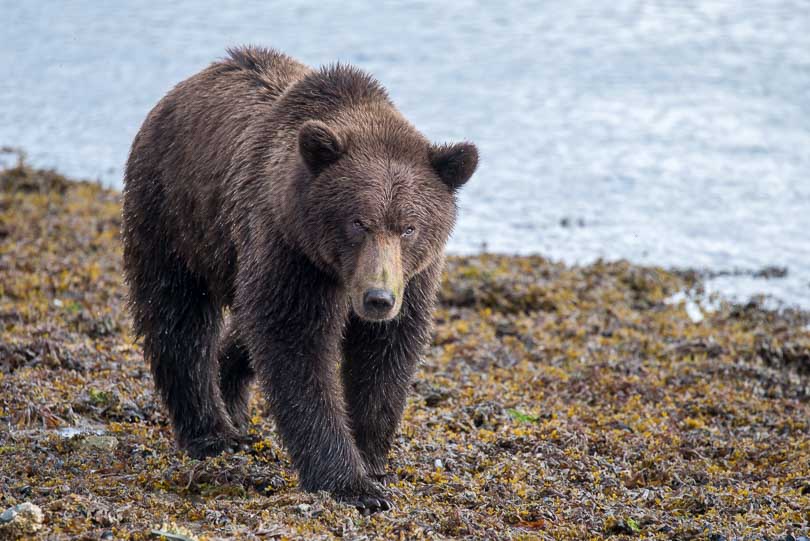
[294, 117, 478, 322]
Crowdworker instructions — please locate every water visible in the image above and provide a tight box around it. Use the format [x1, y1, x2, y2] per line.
[2, 1, 809, 307]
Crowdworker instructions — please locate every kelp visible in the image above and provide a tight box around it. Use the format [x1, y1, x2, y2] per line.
[0, 162, 808, 539]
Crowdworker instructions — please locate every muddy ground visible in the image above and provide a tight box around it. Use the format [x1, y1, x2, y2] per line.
[0, 160, 808, 540]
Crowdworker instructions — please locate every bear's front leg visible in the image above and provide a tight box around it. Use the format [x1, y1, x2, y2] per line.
[342, 262, 441, 480]
[235, 244, 391, 514]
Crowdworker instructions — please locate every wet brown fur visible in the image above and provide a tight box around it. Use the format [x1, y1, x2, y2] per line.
[122, 46, 478, 511]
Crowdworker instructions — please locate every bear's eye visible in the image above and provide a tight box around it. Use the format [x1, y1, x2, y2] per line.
[402, 226, 416, 238]
[352, 219, 366, 231]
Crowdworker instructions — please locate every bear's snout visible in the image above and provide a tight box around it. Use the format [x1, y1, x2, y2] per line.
[350, 234, 404, 322]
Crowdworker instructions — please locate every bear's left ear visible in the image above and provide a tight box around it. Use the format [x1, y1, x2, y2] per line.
[299, 120, 346, 174]
[429, 142, 479, 190]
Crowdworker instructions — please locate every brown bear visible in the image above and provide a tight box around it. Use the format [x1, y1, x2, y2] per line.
[122, 46, 477, 513]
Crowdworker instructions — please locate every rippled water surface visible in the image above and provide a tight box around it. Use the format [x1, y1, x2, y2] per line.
[2, 1, 809, 306]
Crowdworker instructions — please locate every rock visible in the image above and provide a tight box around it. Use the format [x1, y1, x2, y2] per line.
[0, 502, 44, 539]
[413, 379, 452, 407]
[425, 389, 450, 407]
[754, 266, 787, 279]
[149, 526, 198, 541]
[79, 435, 119, 451]
[294, 503, 323, 518]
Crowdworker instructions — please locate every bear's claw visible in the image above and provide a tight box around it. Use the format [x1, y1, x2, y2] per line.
[370, 472, 397, 485]
[333, 479, 394, 515]
[345, 494, 393, 515]
[182, 432, 248, 459]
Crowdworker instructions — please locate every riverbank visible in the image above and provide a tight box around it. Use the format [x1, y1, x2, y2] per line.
[0, 162, 808, 539]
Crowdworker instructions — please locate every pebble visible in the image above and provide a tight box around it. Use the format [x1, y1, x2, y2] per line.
[0, 502, 44, 538]
[294, 503, 323, 518]
[79, 435, 119, 451]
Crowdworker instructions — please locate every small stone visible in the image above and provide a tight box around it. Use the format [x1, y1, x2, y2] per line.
[424, 392, 447, 407]
[79, 435, 119, 451]
[0, 502, 44, 538]
[294, 503, 323, 518]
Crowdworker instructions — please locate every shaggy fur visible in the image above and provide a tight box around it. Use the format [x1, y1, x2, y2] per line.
[122, 46, 478, 512]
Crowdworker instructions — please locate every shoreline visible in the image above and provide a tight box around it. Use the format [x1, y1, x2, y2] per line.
[6, 146, 805, 315]
[1, 161, 808, 538]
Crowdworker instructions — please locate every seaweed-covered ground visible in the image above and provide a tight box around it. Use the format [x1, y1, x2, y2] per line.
[0, 160, 808, 540]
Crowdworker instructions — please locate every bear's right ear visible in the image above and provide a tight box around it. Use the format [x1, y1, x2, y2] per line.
[298, 120, 345, 174]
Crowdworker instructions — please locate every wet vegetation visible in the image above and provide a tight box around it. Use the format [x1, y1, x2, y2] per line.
[0, 158, 808, 539]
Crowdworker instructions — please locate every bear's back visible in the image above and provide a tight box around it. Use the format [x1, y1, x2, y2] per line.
[124, 47, 311, 298]
[217, 46, 312, 103]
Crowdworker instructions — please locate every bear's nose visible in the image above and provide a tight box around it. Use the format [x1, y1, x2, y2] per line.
[363, 288, 395, 313]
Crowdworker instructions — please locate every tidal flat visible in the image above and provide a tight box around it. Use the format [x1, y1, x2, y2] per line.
[0, 161, 808, 539]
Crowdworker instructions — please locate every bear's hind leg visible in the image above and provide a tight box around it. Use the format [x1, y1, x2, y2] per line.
[127, 249, 239, 459]
[218, 324, 255, 433]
